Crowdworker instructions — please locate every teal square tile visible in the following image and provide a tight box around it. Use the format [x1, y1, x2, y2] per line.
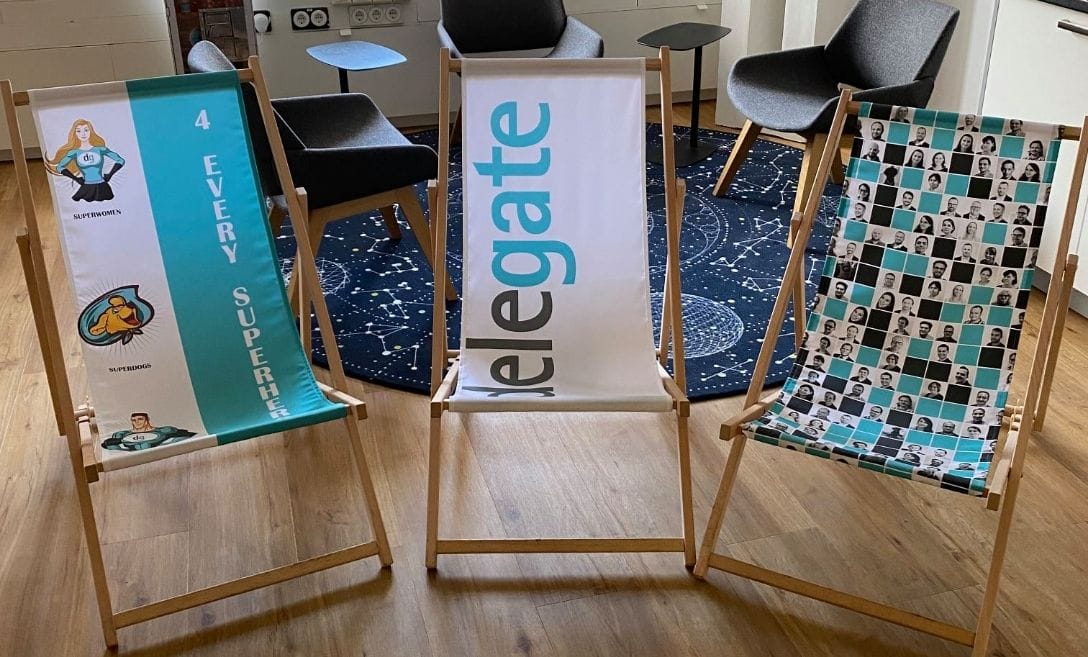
[946, 174, 970, 196]
[859, 419, 883, 435]
[983, 222, 1008, 245]
[845, 220, 868, 241]
[846, 157, 862, 178]
[892, 209, 916, 230]
[917, 397, 942, 416]
[1015, 182, 1040, 203]
[988, 306, 1013, 327]
[932, 128, 956, 150]
[1022, 269, 1035, 290]
[859, 102, 872, 118]
[955, 345, 980, 365]
[898, 374, 923, 395]
[856, 159, 880, 182]
[913, 109, 936, 126]
[888, 122, 911, 145]
[1044, 161, 1056, 184]
[885, 460, 915, 476]
[980, 115, 1005, 134]
[829, 358, 853, 378]
[940, 403, 967, 421]
[919, 192, 943, 213]
[1000, 136, 1025, 158]
[905, 254, 930, 276]
[936, 112, 960, 130]
[969, 286, 992, 305]
[806, 312, 822, 332]
[851, 284, 875, 307]
[975, 368, 1000, 389]
[933, 435, 959, 450]
[960, 324, 984, 345]
[868, 387, 893, 407]
[900, 167, 924, 190]
[825, 424, 850, 439]
[906, 431, 933, 445]
[996, 390, 1009, 406]
[1048, 139, 1063, 161]
[823, 298, 848, 320]
[837, 196, 851, 217]
[909, 338, 933, 359]
[822, 256, 837, 276]
[882, 249, 907, 271]
[856, 346, 881, 367]
[940, 304, 965, 323]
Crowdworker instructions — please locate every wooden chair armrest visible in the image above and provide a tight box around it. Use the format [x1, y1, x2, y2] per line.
[658, 365, 690, 417]
[986, 417, 1023, 511]
[318, 382, 367, 420]
[720, 391, 779, 441]
[431, 358, 461, 417]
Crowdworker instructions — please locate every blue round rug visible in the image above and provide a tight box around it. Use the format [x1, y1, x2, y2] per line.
[276, 125, 840, 401]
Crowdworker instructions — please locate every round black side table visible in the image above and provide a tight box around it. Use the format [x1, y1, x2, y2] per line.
[638, 22, 731, 167]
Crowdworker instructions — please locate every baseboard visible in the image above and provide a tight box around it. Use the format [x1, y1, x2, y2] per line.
[1032, 268, 1088, 317]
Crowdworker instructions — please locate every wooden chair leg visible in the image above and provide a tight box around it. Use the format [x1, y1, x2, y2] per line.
[971, 438, 1027, 657]
[793, 266, 807, 351]
[793, 133, 826, 216]
[396, 188, 458, 301]
[379, 205, 403, 240]
[677, 412, 696, 568]
[343, 415, 393, 567]
[1035, 256, 1077, 429]
[425, 415, 442, 569]
[712, 120, 761, 197]
[693, 435, 749, 578]
[70, 449, 119, 647]
[286, 191, 321, 315]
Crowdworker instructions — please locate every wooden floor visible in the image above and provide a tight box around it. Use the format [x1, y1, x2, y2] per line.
[3, 101, 1088, 656]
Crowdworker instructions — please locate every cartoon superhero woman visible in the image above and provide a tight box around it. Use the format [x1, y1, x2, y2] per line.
[46, 119, 125, 202]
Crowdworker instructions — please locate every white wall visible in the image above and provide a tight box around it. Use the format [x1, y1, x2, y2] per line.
[713, 0, 786, 127]
[0, 0, 175, 150]
[252, 0, 722, 124]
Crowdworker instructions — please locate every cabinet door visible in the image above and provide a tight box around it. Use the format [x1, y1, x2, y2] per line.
[983, 0, 1088, 292]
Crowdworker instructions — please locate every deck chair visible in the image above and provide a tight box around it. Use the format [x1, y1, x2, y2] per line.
[1, 58, 392, 647]
[694, 93, 1086, 656]
[425, 48, 695, 567]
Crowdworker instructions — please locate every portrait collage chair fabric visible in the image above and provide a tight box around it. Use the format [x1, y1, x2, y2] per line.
[425, 49, 695, 567]
[695, 92, 1087, 657]
[745, 105, 1062, 495]
[2, 59, 391, 648]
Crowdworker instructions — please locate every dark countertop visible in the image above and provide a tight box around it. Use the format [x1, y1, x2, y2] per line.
[1038, 0, 1088, 14]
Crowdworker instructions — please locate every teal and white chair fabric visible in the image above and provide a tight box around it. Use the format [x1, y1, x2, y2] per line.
[743, 103, 1061, 496]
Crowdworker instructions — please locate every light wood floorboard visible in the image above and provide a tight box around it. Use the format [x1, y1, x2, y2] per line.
[1, 101, 1087, 655]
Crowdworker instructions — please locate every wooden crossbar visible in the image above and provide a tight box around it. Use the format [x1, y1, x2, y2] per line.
[114, 542, 381, 628]
[704, 553, 976, 646]
[436, 538, 686, 555]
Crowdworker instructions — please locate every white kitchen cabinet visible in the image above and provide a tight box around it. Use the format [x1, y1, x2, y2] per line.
[983, 0, 1088, 313]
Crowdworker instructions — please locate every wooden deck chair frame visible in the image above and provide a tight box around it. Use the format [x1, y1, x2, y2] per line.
[424, 47, 696, 568]
[693, 90, 1087, 657]
[2, 57, 392, 648]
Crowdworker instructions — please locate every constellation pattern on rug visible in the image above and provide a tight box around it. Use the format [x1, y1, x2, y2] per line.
[275, 126, 838, 400]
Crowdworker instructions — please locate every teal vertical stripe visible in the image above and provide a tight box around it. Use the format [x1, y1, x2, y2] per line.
[126, 72, 344, 444]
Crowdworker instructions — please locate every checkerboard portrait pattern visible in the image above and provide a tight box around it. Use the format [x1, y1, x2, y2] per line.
[744, 103, 1062, 496]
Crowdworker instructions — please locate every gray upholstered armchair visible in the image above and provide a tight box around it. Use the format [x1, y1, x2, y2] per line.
[436, 0, 603, 141]
[712, 0, 959, 212]
[186, 41, 456, 301]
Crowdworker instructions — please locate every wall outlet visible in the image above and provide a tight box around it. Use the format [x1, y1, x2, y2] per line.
[348, 1, 402, 26]
[290, 7, 330, 30]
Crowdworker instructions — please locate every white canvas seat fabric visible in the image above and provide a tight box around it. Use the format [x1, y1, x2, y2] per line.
[30, 72, 345, 471]
[449, 58, 671, 412]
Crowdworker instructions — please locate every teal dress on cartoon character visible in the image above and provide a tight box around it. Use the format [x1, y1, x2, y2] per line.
[55, 146, 125, 202]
